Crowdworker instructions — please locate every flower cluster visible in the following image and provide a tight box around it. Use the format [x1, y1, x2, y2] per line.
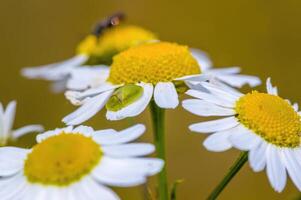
[1, 12, 300, 200]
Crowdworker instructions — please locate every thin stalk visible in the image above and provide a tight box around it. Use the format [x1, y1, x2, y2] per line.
[207, 152, 248, 200]
[150, 100, 169, 200]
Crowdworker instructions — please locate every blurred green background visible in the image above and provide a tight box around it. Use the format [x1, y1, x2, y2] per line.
[1, 0, 301, 199]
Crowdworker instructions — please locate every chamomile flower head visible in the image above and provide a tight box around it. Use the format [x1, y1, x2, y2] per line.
[63, 41, 214, 125]
[86, 25, 157, 65]
[0, 124, 163, 200]
[183, 78, 301, 192]
[0, 100, 44, 146]
[21, 17, 157, 93]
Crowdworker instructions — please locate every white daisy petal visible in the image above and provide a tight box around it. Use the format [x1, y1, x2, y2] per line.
[0, 147, 29, 176]
[189, 117, 239, 133]
[266, 77, 278, 95]
[208, 79, 244, 97]
[229, 125, 261, 151]
[190, 48, 212, 71]
[93, 160, 146, 186]
[200, 81, 241, 101]
[205, 67, 241, 75]
[248, 141, 267, 172]
[22, 55, 88, 80]
[176, 74, 211, 82]
[281, 149, 301, 191]
[183, 99, 235, 117]
[81, 177, 120, 200]
[0, 172, 27, 200]
[63, 90, 113, 125]
[216, 74, 261, 87]
[154, 82, 179, 109]
[67, 66, 110, 90]
[203, 130, 232, 152]
[106, 83, 153, 120]
[12, 125, 44, 139]
[102, 143, 155, 157]
[186, 89, 235, 108]
[92, 157, 163, 187]
[93, 124, 145, 145]
[3, 100, 17, 136]
[65, 83, 119, 105]
[266, 145, 287, 192]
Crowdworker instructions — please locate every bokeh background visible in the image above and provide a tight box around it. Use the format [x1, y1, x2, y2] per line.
[1, 0, 301, 199]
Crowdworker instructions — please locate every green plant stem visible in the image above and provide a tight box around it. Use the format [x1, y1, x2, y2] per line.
[150, 100, 169, 200]
[207, 152, 248, 200]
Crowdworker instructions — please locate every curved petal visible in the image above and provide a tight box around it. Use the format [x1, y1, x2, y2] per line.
[21, 55, 88, 81]
[205, 67, 241, 75]
[102, 143, 155, 157]
[12, 125, 44, 139]
[182, 99, 235, 117]
[106, 83, 153, 120]
[65, 83, 119, 106]
[81, 177, 120, 200]
[248, 141, 267, 172]
[92, 124, 145, 145]
[67, 66, 110, 90]
[203, 131, 232, 152]
[63, 90, 114, 125]
[266, 77, 278, 95]
[154, 82, 179, 109]
[215, 74, 261, 88]
[189, 117, 239, 133]
[266, 145, 287, 192]
[229, 125, 261, 151]
[0, 147, 29, 176]
[3, 101, 17, 136]
[0, 172, 28, 200]
[189, 48, 212, 71]
[281, 148, 301, 191]
[92, 156, 163, 187]
[185, 89, 235, 108]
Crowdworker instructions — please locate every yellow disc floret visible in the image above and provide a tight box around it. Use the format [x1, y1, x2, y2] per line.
[108, 42, 201, 84]
[76, 35, 98, 55]
[24, 133, 102, 186]
[236, 91, 301, 147]
[87, 25, 157, 65]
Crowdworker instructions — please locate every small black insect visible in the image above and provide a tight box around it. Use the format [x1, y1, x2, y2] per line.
[92, 12, 126, 37]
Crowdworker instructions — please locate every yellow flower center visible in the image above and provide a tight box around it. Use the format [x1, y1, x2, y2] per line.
[87, 25, 157, 65]
[236, 91, 301, 147]
[108, 42, 201, 84]
[76, 35, 98, 55]
[24, 133, 102, 186]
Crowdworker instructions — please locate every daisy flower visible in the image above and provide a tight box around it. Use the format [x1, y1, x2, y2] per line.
[0, 124, 163, 200]
[183, 78, 301, 192]
[0, 100, 44, 146]
[21, 23, 157, 92]
[63, 42, 261, 125]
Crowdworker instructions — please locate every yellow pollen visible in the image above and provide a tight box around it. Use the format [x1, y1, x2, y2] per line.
[108, 42, 201, 84]
[87, 25, 157, 65]
[236, 91, 301, 147]
[76, 35, 98, 55]
[24, 133, 102, 186]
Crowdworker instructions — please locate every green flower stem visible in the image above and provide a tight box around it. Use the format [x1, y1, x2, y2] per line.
[150, 100, 169, 200]
[207, 152, 248, 200]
